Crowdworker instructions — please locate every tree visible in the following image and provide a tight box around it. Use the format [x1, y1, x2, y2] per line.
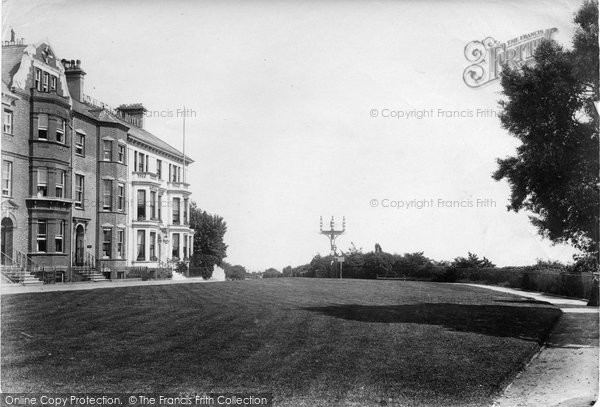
[282, 266, 292, 277]
[262, 268, 282, 278]
[452, 252, 495, 269]
[493, 1, 599, 261]
[291, 264, 311, 277]
[392, 252, 434, 278]
[309, 254, 336, 278]
[223, 263, 246, 280]
[189, 202, 228, 279]
[362, 252, 393, 279]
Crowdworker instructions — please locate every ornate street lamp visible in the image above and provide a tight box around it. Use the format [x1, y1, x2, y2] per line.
[320, 216, 346, 278]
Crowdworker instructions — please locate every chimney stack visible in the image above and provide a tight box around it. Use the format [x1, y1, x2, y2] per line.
[116, 104, 147, 129]
[62, 59, 86, 101]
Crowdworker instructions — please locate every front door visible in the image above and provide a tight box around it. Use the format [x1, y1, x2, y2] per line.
[1, 218, 13, 265]
[75, 225, 84, 266]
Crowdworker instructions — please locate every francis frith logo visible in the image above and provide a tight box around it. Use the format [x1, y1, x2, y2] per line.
[463, 28, 557, 88]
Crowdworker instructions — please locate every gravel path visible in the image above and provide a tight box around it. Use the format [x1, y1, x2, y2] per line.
[462, 284, 599, 407]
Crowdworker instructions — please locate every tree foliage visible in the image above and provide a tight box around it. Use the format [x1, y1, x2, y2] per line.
[362, 252, 394, 279]
[262, 268, 283, 278]
[189, 202, 228, 279]
[221, 262, 247, 280]
[451, 252, 496, 269]
[493, 0, 599, 256]
[298, 248, 439, 279]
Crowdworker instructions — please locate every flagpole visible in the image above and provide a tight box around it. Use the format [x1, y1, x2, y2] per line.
[182, 105, 186, 184]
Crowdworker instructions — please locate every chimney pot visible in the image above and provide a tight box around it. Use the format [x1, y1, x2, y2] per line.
[116, 104, 147, 129]
[64, 58, 86, 101]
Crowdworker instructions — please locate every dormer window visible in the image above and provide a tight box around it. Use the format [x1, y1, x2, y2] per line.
[35, 69, 42, 91]
[34, 69, 57, 93]
[42, 72, 49, 92]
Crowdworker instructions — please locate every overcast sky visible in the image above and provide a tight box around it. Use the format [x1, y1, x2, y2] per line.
[3, 0, 586, 271]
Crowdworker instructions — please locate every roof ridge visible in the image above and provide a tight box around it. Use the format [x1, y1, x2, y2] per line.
[110, 110, 194, 163]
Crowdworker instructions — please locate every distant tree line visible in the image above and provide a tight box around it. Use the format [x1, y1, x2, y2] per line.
[229, 244, 593, 298]
[264, 244, 594, 281]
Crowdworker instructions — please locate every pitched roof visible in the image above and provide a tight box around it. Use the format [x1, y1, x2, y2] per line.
[72, 98, 101, 120]
[73, 99, 193, 163]
[3, 42, 192, 164]
[2, 45, 26, 88]
[126, 123, 193, 163]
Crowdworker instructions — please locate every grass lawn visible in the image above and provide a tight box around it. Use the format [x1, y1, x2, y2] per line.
[1, 279, 561, 406]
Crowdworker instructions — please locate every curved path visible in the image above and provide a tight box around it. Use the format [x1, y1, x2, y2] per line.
[462, 284, 599, 407]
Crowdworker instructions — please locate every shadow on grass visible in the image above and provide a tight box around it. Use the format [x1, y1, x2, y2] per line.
[303, 303, 561, 344]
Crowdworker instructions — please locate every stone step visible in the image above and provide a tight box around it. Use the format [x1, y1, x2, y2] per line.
[78, 271, 108, 282]
[1, 269, 43, 284]
[21, 274, 44, 285]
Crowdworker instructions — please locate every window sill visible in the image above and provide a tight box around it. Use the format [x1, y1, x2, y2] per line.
[33, 139, 68, 147]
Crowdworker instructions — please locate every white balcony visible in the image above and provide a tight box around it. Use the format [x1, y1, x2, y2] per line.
[166, 181, 190, 194]
[131, 171, 160, 186]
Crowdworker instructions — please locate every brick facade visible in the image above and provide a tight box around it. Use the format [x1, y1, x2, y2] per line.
[1, 40, 194, 274]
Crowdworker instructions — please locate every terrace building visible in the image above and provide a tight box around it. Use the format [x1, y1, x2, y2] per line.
[119, 105, 194, 268]
[1, 37, 193, 280]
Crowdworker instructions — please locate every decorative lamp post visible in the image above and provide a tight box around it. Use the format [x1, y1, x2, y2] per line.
[320, 216, 346, 278]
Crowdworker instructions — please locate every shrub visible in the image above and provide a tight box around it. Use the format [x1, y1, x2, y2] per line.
[224, 264, 247, 280]
[263, 268, 283, 278]
[452, 252, 495, 268]
[392, 252, 433, 278]
[156, 267, 172, 279]
[362, 252, 393, 279]
[187, 266, 213, 279]
[567, 255, 597, 273]
[309, 254, 337, 278]
[176, 261, 188, 275]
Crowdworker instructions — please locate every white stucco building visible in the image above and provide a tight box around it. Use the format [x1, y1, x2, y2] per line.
[118, 105, 194, 268]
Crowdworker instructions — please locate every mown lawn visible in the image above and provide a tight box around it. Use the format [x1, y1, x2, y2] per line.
[1, 279, 561, 406]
